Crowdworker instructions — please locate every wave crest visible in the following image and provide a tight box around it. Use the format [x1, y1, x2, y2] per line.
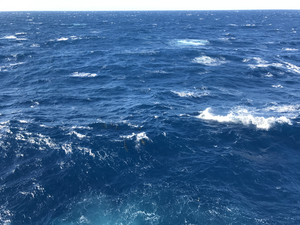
[197, 107, 292, 130]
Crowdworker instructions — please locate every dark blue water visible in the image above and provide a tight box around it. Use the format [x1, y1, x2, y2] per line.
[1, 10, 300, 224]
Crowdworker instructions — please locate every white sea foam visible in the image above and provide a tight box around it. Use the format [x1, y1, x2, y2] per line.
[71, 125, 93, 130]
[9, 62, 24, 67]
[171, 90, 209, 98]
[30, 44, 40, 47]
[68, 131, 86, 139]
[70, 72, 97, 77]
[136, 132, 149, 142]
[219, 37, 230, 42]
[176, 39, 209, 46]
[57, 37, 69, 41]
[121, 132, 150, 148]
[197, 107, 292, 130]
[121, 133, 136, 139]
[272, 85, 283, 88]
[62, 143, 72, 154]
[14, 132, 58, 151]
[70, 36, 82, 40]
[248, 57, 283, 69]
[79, 215, 90, 224]
[249, 58, 300, 74]
[0, 205, 12, 225]
[78, 147, 95, 157]
[284, 61, 300, 74]
[15, 32, 27, 35]
[193, 56, 226, 66]
[283, 48, 298, 51]
[264, 104, 300, 113]
[3, 35, 17, 39]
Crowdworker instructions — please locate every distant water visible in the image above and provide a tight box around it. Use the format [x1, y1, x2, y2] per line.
[1, 10, 300, 225]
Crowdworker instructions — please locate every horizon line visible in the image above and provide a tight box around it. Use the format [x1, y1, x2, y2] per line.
[1, 9, 300, 12]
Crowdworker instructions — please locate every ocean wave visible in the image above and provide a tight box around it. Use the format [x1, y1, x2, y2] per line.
[283, 48, 298, 51]
[284, 61, 300, 74]
[77, 146, 95, 157]
[193, 56, 226, 66]
[121, 132, 149, 141]
[176, 39, 209, 46]
[272, 85, 283, 88]
[62, 143, 73, 154]
[264, 104, 300, 113]
[68, 130, 86, 139]
[171, 90, 209, 98]
[30, 44, 40, 47]
[265, 72, 273, 77]
[57, 37, 69, 41]
[1, 35, 27, 41]
[0, 62, 25, 71]
[0, 205, 12, 225]
[15, 32, 27, 35]
[2, 35, 17, 39]
[247, 58, 300, 75]
[121, 132, 150, 149]
[70, 72, 97, 77]
[248, 57, 283, 69]
[197, 107, 292, 130]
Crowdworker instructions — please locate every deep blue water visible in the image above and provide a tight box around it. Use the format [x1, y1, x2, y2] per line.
[0, 10, 300, 224]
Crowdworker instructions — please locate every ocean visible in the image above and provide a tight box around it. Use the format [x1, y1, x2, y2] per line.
[0, 10, 300, 224]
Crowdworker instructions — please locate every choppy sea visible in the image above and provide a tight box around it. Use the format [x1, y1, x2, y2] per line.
[0, 10, 300, 225]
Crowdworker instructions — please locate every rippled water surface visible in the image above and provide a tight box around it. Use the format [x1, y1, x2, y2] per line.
[0, 10, 300, 224]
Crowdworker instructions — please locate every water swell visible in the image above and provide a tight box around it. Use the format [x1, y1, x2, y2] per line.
[1, 10, 300, 225]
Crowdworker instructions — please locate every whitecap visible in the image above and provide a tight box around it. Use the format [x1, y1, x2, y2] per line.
[272, 85, 283, 88]
[219, 37, 230, 42]
[73, 23, 87, 26]
[176, 39, 209, 46]
[78, 147, 95, 157]
[150, 70, 168, 74]
[62, 143, 72, 154]
[171, 90, 209, 98]
[15, 32, 27, 35]
[121, 132, 150, 149]
[70, 72, 97, 77]
[248, 57, 283, 69]
[9, 62, 24, 67]
[121, 133, 136, 139]
[57, 37, 69, 41]
[264, 104, 300, 113]
[68, 131, 86, 139]
[197, 107, 292, 130]
[283, 48, 298, 51]
[30, 44, 40, 47]
[284, 61, 300, 74]
[79, 215, 90, 223]
[71, 125, 93, 130]
[193, 56, 225, 66]
[70, 36, 81, 40]
[136, 132, 149, 142]
[2, 35, 17, 39]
